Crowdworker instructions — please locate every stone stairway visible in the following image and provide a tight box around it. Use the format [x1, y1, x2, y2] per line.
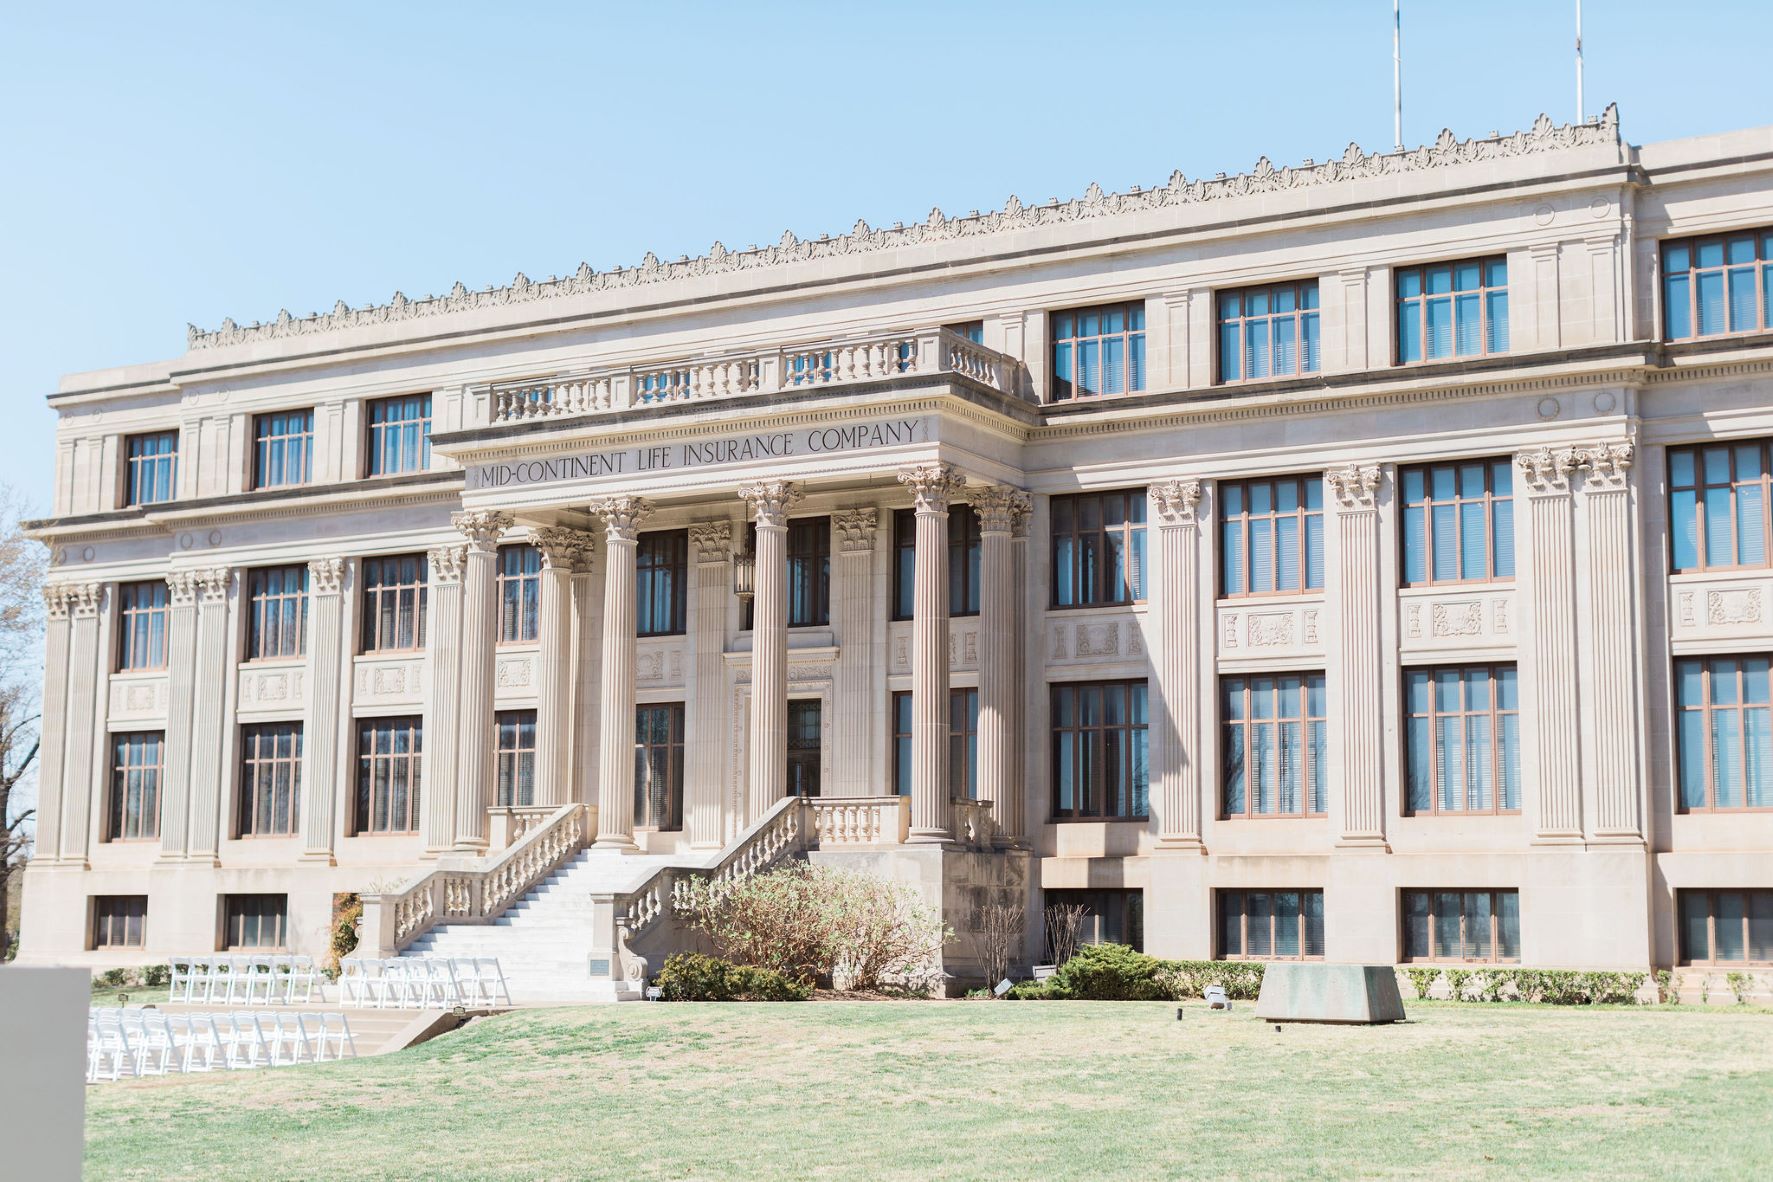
[400, 848, 709, 1004]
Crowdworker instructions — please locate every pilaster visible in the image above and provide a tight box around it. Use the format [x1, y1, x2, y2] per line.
[1150, 478, 1206, 850]
[186, 569, 233, 860]
[592, 496, 652, 850]
[452, 508, 513, 852]
[740, 479, 801, 823]
[1579, 441, 1643, 839]
[687, 521, 732, 844]
[1517, 445, 1585, 840]
[421, 545, 466, 854]
[831, 508, 879, 798]
[299, 558, 346, 862]
[533, 528, 595, 808]
[156, 573, 200, 861]
[570, 542, 601, 815]
[972, 485, 1030, 840]
[32, 586, 77, 863]
[1328, 465, 1388, 848]
[899, 462, 967, 843]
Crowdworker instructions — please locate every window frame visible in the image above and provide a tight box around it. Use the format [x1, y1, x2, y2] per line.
[1668, 441, 1773, 573]
[1218, 475, 1325, 599]
[497, 545, 542, 645]
[359, 554, 428, 654]
[223, 894, 289, 952]
[1394, 256, 1509, 365]
[1216, 889, 1326, 961]
[116, 581, 170, 672]
[1399, 458, 1516, 586]
[1677, 888, 1773, 966]
[1049, 490, 1148, 608]
[1216, 280, 1321, 384]
[123, 430, 179, 507]
[364, 393, 432, 477]
[92, 895, 148, 950]
[634, 702, 685, 830]
[745, 518, 832, 629]
[251, 409, 315, 490]
[1049, 679, 1149, 821]
[245, 566, 309, 661]
[892, 505, 982, 620]
[1674, 655, 1773, 812]
[1661, 229, 1773, 342]
[107, 731, 164, 842]
[353, 716, 423, 835]
[1219, 673, 1328, 819]
[1404, 663, 1522, 815]
[636, 529, 689, 637]
[496, 709, 537, 808]
[238, 722, 303, 837]
[1400, 888, 1520, 964]
[1049, 302, 1147, 401]
[786, 698, 822, 798]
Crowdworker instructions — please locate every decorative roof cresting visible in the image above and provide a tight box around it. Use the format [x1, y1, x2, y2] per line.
[187, 106, 1621, 352]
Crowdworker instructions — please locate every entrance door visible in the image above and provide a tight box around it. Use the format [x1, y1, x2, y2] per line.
[786, 699, 822, 797]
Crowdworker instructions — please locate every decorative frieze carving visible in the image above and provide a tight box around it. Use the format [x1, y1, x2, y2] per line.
[590, 496, 653, 543]
[188, 108, 1620, 351]
[831, 508, 880, 552]
[452, 509, 514, 552]
[897, 463, 966, 513]
[1517, 439, 1635, 493]
[1150, 478, 1204, 526]
[308, 557, 346, 595]
[1580, 440, 1635, 490]
[738, 479, 802, 527]
[1515, 445, 1583, 491]
[969, 486, 1031, 534]
[428, 544, 468, 584]
[1326, 465, 1384, 509]
[1708, 588, 1763, 626]
[688, 521, 734, 563]
[1246, 612, 1295, 647]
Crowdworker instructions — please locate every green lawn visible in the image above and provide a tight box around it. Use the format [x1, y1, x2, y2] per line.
[86, 1000, 1772, 1181]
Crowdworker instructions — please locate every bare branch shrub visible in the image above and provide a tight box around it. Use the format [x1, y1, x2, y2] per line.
[1043, 902, 1088, 967]
[0, 487, 46, 961]
[973, 902, 1024, 991]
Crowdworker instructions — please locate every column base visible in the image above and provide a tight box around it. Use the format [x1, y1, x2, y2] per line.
[592, 835, 639, 853]
[907, 830, 957, 847]
[452, 838, 490, 855]
[1154, 836, 1207, 854]
[1531, 832, 1586, 847]
[1334, 835, 1391, 853]
[298, 850, 337, 866]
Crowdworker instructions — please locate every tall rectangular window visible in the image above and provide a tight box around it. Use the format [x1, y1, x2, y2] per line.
[116, 581, 169, 671]
[1219, 476, 1324, 597]
[892, 691, 914, 797]
[246, 566, 308, 660]
[252, 409, 314, 489]
[637, 530, 688, 636]
[1396, 258, 1508, 364]
[1044, 888, 1144, 953]
[92, 896, 147, 949]
[239, 722, 302, 837]
[1217, 890, 1325, 960]
[1679, 889, 1773, 965]
[497, 545, 541, 643]
[1674, 656, 1773, 811]
[1669, 442, 1773, 572]
[1405, 665, 1520, 814]
[949, 688, 980, 801]
[108, 732, 163, 842]
[496, 710, 537, 808]
[1662, 230, 1773, 341]
[360, 555, 427, 653]
[355, 717, 422, 834]
[787, 699, 822, 798]
[634, 703, 685, 830]
[1221, 674, 1327, 818]
[1051, 681, 1148, 820]
[1401, 459, 1515, 585]
[1051, 490, 1147, 607]
[742, 520, 830, 630]
[223, 895, 288, 951]
[365, 394, 432, 476]
[124, 431, 178, 506]
[893, 506, 981, 619]
[1217, 281, 1320, 382]
[1051, 303, 1146, 400]
[1402, 889, 1520, 963]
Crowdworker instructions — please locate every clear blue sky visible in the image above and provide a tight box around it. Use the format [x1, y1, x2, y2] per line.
[4, 0, 1771, 514]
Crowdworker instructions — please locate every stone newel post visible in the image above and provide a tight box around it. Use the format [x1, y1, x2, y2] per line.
[739, 480, 801, 823]
[593, 496, 652, 849]
[899, 462, 967, 843]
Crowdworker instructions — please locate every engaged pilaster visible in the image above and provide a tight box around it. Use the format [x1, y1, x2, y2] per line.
[155, 574, 200, 861]
[569, 542, 601, 816]
[452, 510, 513, 851]
[1150, 478, 1205, 849]
[831, 508, 880, 798]
[300, 558, 347, 862]
[1579, 441, 1642, 839]
[422, 545, 467, 854]
[1328, 465, 1388, 848]
[1516, 446, 1584, 840]
[688, 522, 732, 844]
[739, 479, 801, 823]
[533, 528, 595, 808]
[32, 586, 79, 863]
[186, 570, 233, 860]
[592, 496, 652, 849]
[899, 462, 967, 843]
[972, 485, 1030, 839]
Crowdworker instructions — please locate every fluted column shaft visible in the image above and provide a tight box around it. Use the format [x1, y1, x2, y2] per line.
[688, 522, 733, 845]
[300, 558, 346, 860]
[1329, 467, 1387, 846]
[421, 546, 466, 853]
[832, 509, 879, 797]
[186, 571, 233, 858]
[1152, 480, 1205, 847]
[901, 464, 966, 843]
[1582, 442, 1642, 838]
[594, 497, 652, 849]
[453, 510, 513, 851]
[156, 576, 199, 860]
[741, 481, 800, 822]
[1518, 447, 1584, 839]
[533, 530, 593, 808]
[570, 549, 601, 812]
[34, 587, 84, 861]
[974, 487, 1029, 837]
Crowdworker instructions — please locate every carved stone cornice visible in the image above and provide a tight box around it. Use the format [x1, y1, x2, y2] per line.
[1149, 478, 1204, 527]
[187, 108, 1620, 351]
[969, 485, 1031, 534]
[688, 521, 734, 563]
[590, 495, 653, 544]
[533, 526, 597, 571]
[1326, 464, 1384, 509]
[428, 544, 468, 584]
[831, 508, 880, 552]
[452, 509, 514, 552]
[195, 568, 232, 605]
[897, 463, 967, 513]
[1515, 446, 1583, 493]
[1579, 440, 1635, 490]
[738, 480, 802, 529]
[307, 557, 346, 595]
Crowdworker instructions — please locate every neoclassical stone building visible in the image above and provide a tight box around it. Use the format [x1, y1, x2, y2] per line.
[17, 107, 1773, 993]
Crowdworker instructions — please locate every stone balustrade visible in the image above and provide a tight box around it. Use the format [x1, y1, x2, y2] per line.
[485, 326, 1021, 424]
[807, 796, 909, 845]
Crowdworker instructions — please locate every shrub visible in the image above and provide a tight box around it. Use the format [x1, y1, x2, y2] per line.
[1005, 946, 1265, 1003]
[97, 967, 130, 989]
[1403, 967, 1440, 1000]
[142, 964, 171, 989]
[1442, 969, 1473, 1001]
[1157, 959, 1266, 1001]
[1726, 971, 1751, 1005]
[1658, 970, 1681, 1005]
[654, 953, 809, 1002]
[329, 892, 362, 976]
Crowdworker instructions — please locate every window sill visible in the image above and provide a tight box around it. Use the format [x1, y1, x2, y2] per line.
[1047, 816, 1150, 825]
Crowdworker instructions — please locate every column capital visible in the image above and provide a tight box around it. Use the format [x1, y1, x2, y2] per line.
[307, 556, 346, 595]
[1578, 439, 1635, 491]
[590, 495, 653, 543]
[45, 581, 100, 619]
[1326, 464, 1385, 509]
[970, 485, 1031, 534]
[452, 509, 514, 552]
[428, 544, 469, 584]
[832, 507, 880, 552]
[533, 526, 597, 571]
[739, 479, 802, 527]
[897, 462, 966, 513]
[1150, 478, 1204, 526]
[1515, 445, 1583, 493]
[689, 520, 734, 563]
[195, 567, 231, 605]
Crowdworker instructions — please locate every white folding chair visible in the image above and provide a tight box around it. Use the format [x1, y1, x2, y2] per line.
[91, 1013, 129, 1082]
[475, 957, 512, 1007]
[243, 957, 277, 1006]
[377, 959, 411, 1009]
[168, 958, 196, 1004]
[223, 1012, 262, 1068]
[296, 1012, 330, 1062]
[181, 1013, 223, 1073]
[287, 955, 318, 1005]
[266, 1011, 304, 1066]
[86, 1015, 104, 1083]
[320, 1012, 357, 1059]
[137, 1012, 176, 1076]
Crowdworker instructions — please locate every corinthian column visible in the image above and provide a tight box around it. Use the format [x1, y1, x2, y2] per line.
[299, 558, 347, 861]
[1151, 479, 1205, 849]
[972, 485, 1030, 838]
[739, 480, 801, 822]
[899, 462, 967, 843]
[831, 508, 879, 798]
[1517, 446, 1585, 840]
[534, 528, 595, 808]
[1580, 440, 1642, 839]
[156, 573, 200, 861]
[452, 510, 513, 851]
[1328, 465, 1388, 848]
[687, 521, 732, 844]
[186, 570, 233, 859]
[592, 496, 652, 850]
[32, 586, 78, 863]
[422, 545, 467, 854]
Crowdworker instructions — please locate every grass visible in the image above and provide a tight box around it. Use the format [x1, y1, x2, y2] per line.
[86, 1000, 1773, 1181]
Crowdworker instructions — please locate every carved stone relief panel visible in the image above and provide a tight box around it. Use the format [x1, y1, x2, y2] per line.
[1214, 599, 1326, 663]
[635, 642, 687, 687]
[352, 655, 425, 706]
[1670, 574, 1773, 647]
[236, 663, 308, 717]
[1043, 609, 1150, 668]
[1397, 587, 1515, 656]
[107, 673, 169, 723]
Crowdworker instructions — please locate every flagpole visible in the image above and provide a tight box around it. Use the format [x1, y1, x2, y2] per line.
[1393, 0, 1403, 150]
[1575, 0, 1585, 121]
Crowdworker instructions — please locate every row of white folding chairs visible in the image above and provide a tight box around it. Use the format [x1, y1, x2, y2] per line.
[87, 1008, 356, 1082]
[338, 956, 511, 1008]
[167, 955, 324, 1005]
